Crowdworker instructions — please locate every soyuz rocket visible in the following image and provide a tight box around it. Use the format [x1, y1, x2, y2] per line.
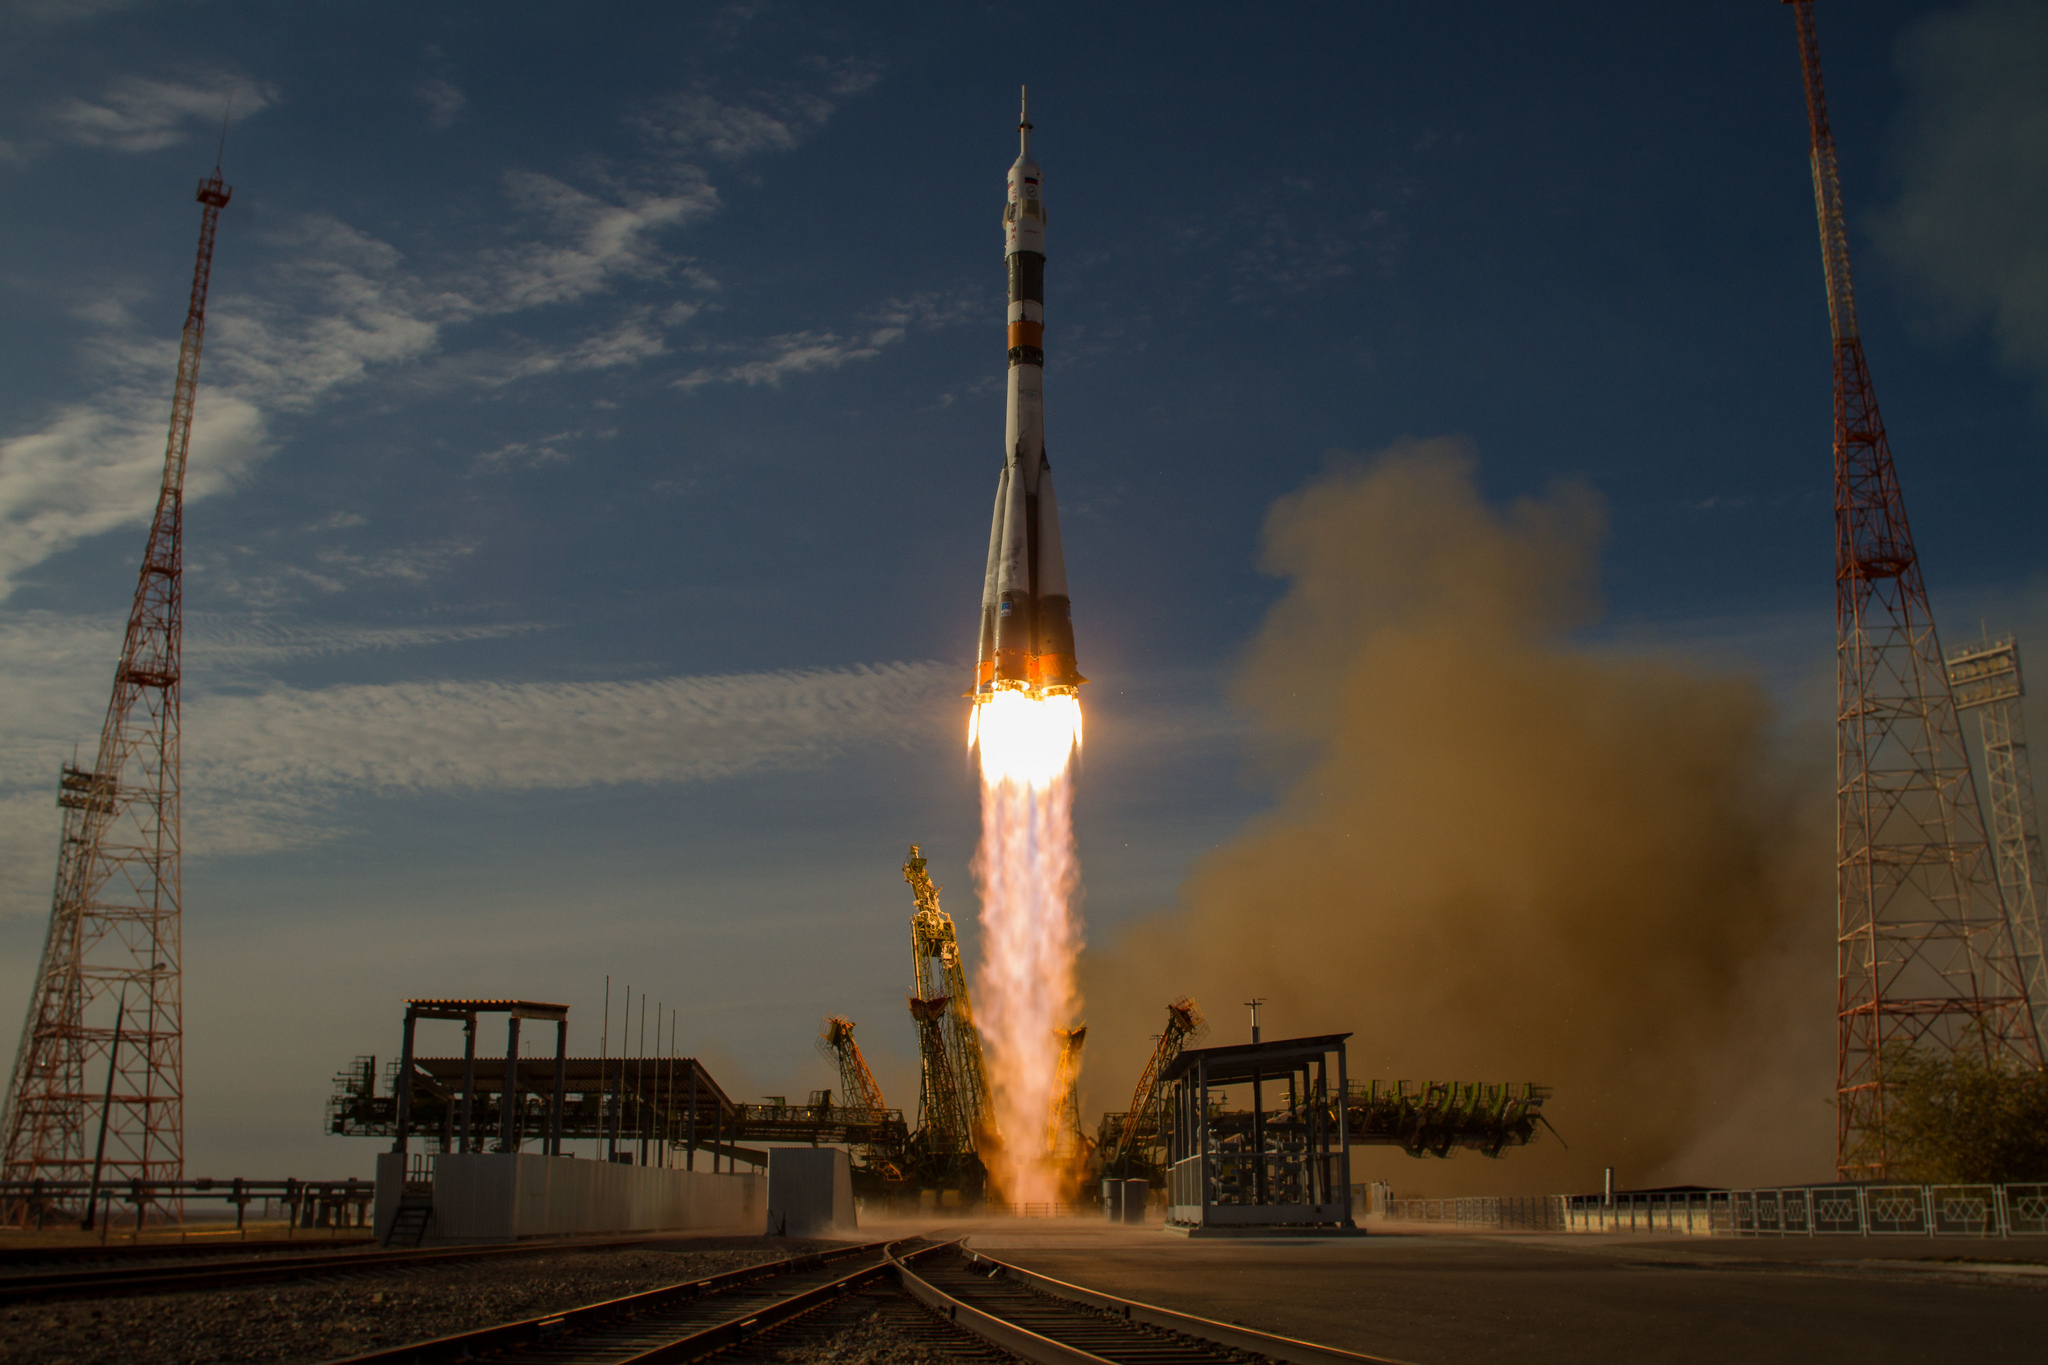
[974, 88, 1084, 704]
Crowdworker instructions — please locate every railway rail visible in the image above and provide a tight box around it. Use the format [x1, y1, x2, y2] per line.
[322, 1237, 1407, 1365]
[0, 1234, 371, 1270]
[0, 1230, 736, 1305]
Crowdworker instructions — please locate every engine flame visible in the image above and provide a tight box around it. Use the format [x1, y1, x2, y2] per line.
[971, 688, 1083, 1205]
[974, 689, 1081, 784]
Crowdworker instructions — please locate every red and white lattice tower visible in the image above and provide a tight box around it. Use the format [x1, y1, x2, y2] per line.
[0, 168, 231, 1219]
[1785, 0, 2042, 1180]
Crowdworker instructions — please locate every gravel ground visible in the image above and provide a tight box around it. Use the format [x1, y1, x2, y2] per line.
[0, 1237, 837, 1364]
[754, 1305, 988, 1363]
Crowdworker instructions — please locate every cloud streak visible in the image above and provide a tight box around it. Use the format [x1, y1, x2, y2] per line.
[0, 181, 702, 597]
[187, 661, 949, 804]
[173, 660, 955, 856]
[0, 58, 887, 598]
[637, 62, 881, 162]
[677, 289, 978, 389]
[50, 75, 275, 153]
[0, 609, 954, 892]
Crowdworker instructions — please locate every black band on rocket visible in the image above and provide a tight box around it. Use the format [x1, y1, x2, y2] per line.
[1008, 252, 1045, 304]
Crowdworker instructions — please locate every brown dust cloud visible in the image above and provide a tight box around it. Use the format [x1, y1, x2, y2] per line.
[1080, 441, 1835, 1195]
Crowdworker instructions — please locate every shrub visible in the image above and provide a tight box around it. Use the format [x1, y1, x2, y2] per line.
[1882, 1032, 2048, 1182]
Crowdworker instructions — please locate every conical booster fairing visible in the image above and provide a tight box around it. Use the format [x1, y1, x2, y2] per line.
[975, 88, 1083, 702]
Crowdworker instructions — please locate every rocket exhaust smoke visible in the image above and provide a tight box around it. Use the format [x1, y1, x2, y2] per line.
[1083, 442, 1834, 1193]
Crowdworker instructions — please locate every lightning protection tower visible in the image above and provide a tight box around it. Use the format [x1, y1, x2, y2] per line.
[1945, 637, 2048, 1046]
[1786, 0, 2041, 1180]
[0, 166, 231, 1221]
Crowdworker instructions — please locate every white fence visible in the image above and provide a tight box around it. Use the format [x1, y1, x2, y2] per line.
[1381, 1196, 1566, 1230]
[1379, 1183, 2048, 1237]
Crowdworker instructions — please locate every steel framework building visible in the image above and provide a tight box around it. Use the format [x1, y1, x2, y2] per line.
[1, 168, 232, 1221]
[1786, 0, 2042, 1179]
[1946, 637, 2048, 1047]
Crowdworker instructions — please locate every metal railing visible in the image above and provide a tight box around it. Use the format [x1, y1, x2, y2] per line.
[1378, 1183, 2048, 1237]
[1, 1177, 375, 1234]
[997, 1201, 1079, 1218]
[1381, 1196, 1566, 1230]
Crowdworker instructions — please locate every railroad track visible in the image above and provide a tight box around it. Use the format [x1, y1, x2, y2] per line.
[0, 1230, 746, 1305]
[322, 1237, 1408, 1365]
[0, 1234, 371, 1270]
[325, 1238, 914, 1364]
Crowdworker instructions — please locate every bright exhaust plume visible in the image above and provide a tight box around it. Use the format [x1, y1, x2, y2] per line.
[973, 689, 1082, 1205]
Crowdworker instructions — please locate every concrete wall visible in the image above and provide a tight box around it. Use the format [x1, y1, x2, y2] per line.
[766, 1148, 855, 1237]
[428, 1153, 765, 1242]
[373, 1151, 405, 1243]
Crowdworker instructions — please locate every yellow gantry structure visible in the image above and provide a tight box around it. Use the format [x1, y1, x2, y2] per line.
[1105, 998, 1203, 1177]
[820, 1016, 887, 1114]
[905, 846, 994, 1151]
[1044, 1024, 1087, 1164]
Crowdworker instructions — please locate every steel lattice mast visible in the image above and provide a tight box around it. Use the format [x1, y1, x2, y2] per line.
[1946, 637, 2048, 1047]
[1786, 0, 2041, 1180]
[0, 168, 231, 1219]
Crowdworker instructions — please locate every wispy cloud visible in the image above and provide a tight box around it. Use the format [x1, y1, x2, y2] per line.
[470, 429, 585, 474]
[1174, 180, 1398, 306]
[472, 171, 719, 312]
[0, 211, 437, 598]
[197, 537, 481, 606]
[49, 75, 275, 153]
[677, 329, 888, 389]
[190, 618, 551, 673]
[0, 179, 705, 597]
[178, 660, 953, 856]
[0, 621, 947, 903]
[210, 216, 442, 409]
[187, 661, 948, 803]
[417, 78, 467, 131]
[1873, 0, 2048, 406]
[677, 289, 977, 389]
[0, 390, 267, 596]
[473, 311, 682, 389]
[637, 60, 881, 162]
[0, 60, 879, 598]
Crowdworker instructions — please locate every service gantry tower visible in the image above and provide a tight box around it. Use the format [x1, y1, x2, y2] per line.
[1945, 637, 2048, 1047]
[1042, 1024, 1086, 1166]
[1104, 997, 1202, 1179]
[1785, 0, 2041, 1179]
[0, 166, 231, 1219]
[904, 845, 994, 1147]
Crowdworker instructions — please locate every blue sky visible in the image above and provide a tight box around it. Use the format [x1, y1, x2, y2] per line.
[1, 0, 2043, 1180]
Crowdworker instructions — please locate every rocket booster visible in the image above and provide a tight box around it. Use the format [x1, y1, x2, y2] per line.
[975, 88, 1084, 703]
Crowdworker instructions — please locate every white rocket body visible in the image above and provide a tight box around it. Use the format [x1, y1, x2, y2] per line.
[975, 92, 1081, 702]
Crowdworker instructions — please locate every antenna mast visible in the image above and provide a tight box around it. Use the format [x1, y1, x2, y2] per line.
[1785, 0, 2041, 1180]
[1, 166, 232, 1221]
